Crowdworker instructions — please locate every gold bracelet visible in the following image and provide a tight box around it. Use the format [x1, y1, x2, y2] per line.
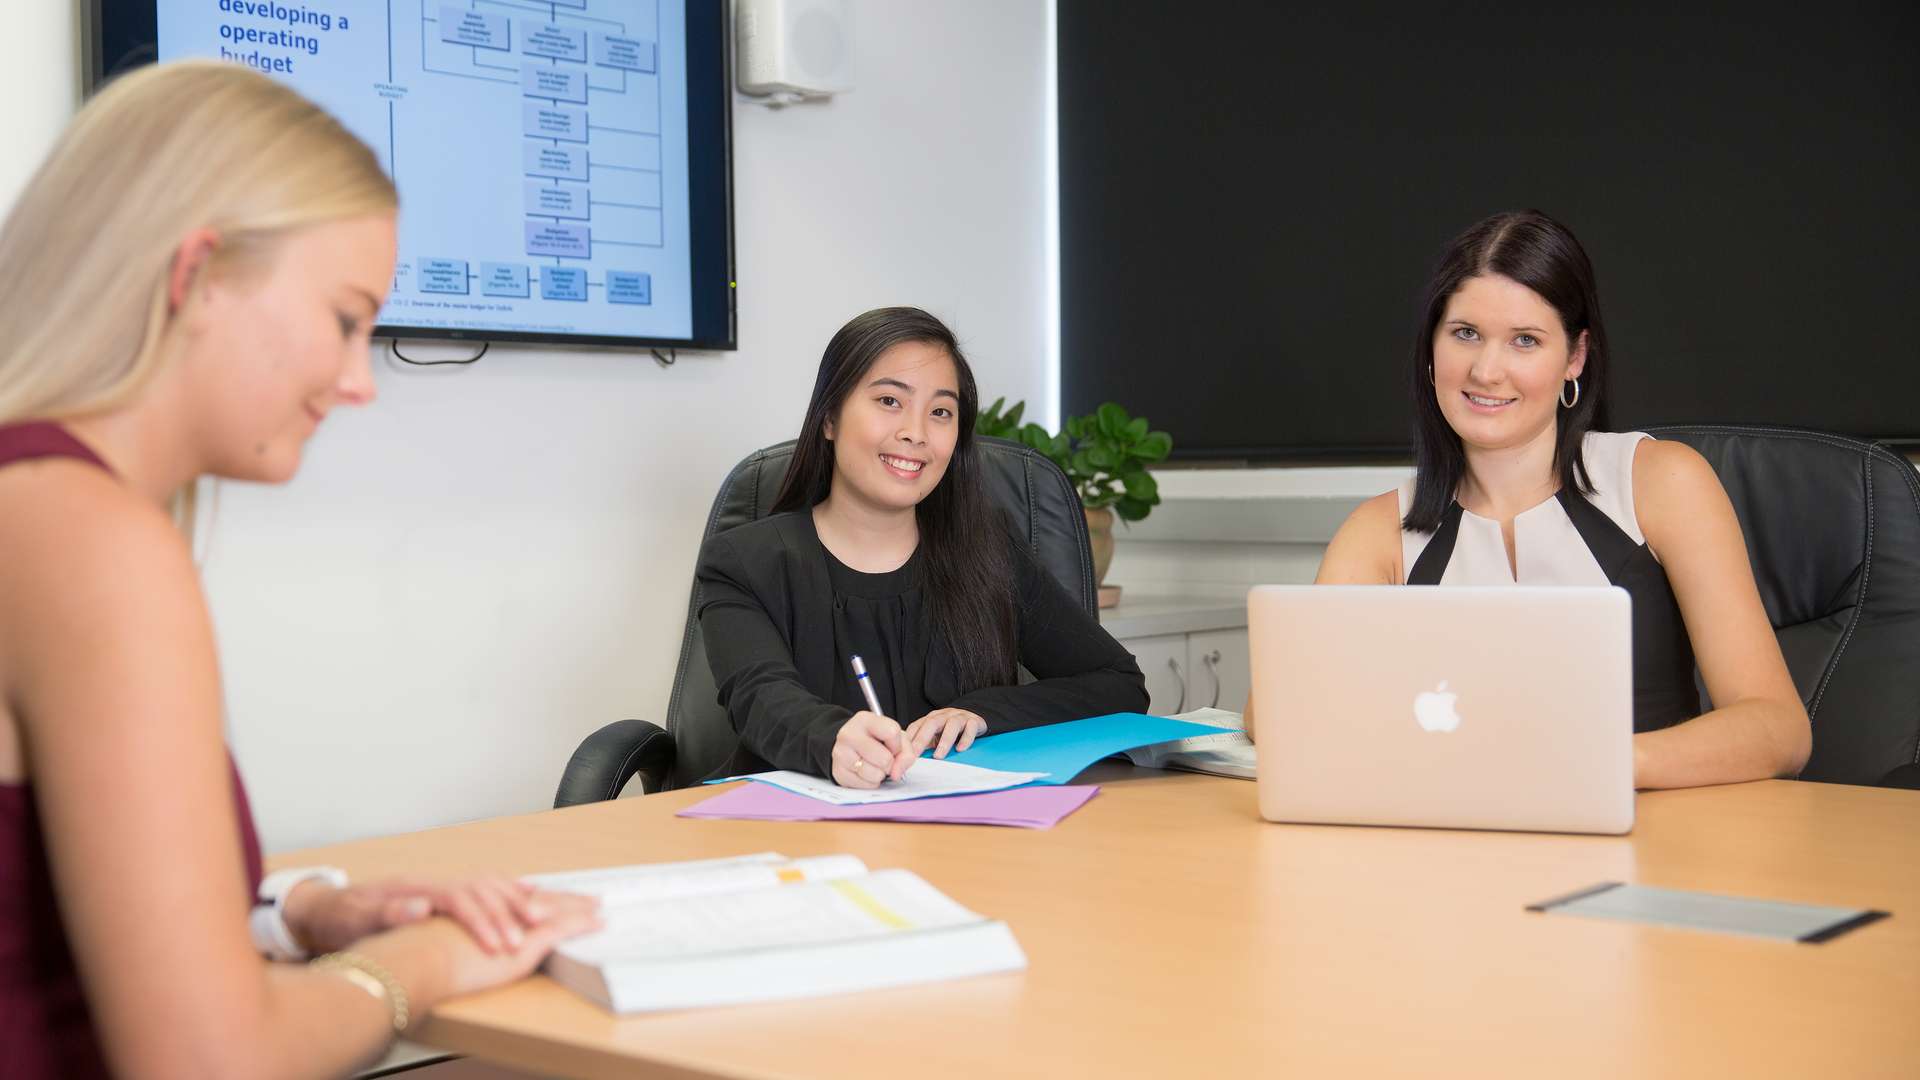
[311, 950, 410, 1033]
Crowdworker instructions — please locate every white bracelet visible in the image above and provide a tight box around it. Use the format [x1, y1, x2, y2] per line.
[250, 865, 349, 961]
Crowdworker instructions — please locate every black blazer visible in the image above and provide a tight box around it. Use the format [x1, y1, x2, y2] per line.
[696, 511, 1148, 779]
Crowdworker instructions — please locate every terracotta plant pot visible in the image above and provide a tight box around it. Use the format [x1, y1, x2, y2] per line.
[1085, 506, 1121, 608]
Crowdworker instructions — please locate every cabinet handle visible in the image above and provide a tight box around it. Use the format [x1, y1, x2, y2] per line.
[1202, 649, 1222, 708]
[1167, 657, 1188, 714]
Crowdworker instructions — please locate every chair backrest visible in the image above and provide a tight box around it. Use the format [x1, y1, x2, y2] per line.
[661, 436, 1096, 789]
[1644, 425, 1920, 785]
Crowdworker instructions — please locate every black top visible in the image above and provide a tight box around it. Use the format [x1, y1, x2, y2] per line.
[1406, 488, 1698, 733]
[695, 511, 1149, 779]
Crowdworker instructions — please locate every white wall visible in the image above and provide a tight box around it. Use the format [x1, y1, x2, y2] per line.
[0, 6, 78, 210]
[1107, 538, 1327, 598]
[15, 1, 1053, 851]
[1102, 466, 1412, 598]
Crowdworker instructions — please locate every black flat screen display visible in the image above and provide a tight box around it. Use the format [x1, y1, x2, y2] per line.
[1060, 5, 1920, 460]
[90, 0, 736, 350]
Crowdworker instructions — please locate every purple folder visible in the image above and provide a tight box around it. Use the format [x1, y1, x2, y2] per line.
[679, 781, 1100, 829]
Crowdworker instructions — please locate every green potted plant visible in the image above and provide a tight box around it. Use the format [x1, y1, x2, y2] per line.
[977, 399, 1173, 606]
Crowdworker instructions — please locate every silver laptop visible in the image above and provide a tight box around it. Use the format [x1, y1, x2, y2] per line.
[1248, 585, 1634, 835]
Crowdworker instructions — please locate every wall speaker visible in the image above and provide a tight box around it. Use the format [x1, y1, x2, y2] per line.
[735, 0, 852, 104]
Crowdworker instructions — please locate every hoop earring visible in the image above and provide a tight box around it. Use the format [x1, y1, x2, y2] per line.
[1427, 363, 1435, 385]
[1560, 378, 1580, 409]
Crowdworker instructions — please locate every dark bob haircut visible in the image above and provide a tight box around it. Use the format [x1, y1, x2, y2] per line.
[1404, 209, 1613, 533]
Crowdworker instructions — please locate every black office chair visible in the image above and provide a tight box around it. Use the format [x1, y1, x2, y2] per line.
[1645, 425, 1920, 788]
[553, 435, 1097, 805]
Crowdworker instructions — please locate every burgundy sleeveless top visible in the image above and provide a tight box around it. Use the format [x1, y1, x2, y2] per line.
[0, 422, 266, 1079]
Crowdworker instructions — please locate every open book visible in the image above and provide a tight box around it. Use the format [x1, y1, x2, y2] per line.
[1122, 707, 1256, 779]
[524, 853, 1026, 1012]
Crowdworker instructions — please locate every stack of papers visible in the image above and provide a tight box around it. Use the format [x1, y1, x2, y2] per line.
[720, 756, 1049, 805]
[941, 712, 1231, 782]
[1123, 708, 1256, 780]
[527, 853, 1026, 1012]
[697, 714, 1234, 829]
[721, 707, 1228, 799]
[680, 782, 1100, 828]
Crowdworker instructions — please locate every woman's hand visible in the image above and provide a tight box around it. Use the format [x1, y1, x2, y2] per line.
[832, 710, 908, 788]
[284, 877, 599, 956]
[434, 901, 603, 1002]
[363, 903, 605, 1016]
[904, 708, 988, 760]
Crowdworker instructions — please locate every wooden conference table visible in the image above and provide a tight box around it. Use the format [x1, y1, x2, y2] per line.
[279, 766, 1919, 1079]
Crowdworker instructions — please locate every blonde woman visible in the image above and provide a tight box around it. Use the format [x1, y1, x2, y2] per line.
[0, 62, 598, 1077]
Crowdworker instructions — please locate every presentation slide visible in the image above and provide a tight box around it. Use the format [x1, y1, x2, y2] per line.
[157, 1, 694, 342]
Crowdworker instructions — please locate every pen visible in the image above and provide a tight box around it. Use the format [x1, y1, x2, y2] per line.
[850, 654, 887, 718]
[850, 655, 897, 781]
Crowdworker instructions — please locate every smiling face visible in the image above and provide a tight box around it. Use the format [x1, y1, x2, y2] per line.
[823, 339, 961, 514]
[178, 213, 397, 483]
[1431, 273, 1587, 453]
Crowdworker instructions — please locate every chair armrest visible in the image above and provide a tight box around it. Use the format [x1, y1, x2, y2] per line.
[554, 719, 678, 808]
[1879, 763, 1920, 790]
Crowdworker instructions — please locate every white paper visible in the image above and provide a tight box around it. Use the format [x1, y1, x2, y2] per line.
[523, 853, 785, 894]
[1161, 746, 1257, 780]
[1126, 708, 1256, 779]
[556, 869, 986, 965]
[535, 857, 1029, 1015]
[729, 756, 1048, 805]
[1165, 707, 1245, 730]
[523, 854, 868, 907]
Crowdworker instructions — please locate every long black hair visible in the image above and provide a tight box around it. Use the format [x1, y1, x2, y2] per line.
[771, 307, 1018, 691]
[1404, 210, 1613, 533]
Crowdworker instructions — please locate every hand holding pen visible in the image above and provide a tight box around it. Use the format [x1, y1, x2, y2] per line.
[828, 655, 913, 789]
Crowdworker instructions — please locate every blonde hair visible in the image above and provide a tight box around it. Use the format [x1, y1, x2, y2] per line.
[0, 60, 397, 425]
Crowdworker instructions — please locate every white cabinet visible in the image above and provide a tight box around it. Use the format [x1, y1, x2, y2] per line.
[1125, 633, 1189, 715]
[1188, 627, 1251, 714]
[1099, 598, 1250, 716]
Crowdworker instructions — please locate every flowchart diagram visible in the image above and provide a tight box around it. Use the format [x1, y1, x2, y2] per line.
[161, 0, 693, 340]
[414, 2, 661, 309]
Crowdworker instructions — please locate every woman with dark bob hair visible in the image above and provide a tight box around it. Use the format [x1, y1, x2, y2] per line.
[696, 307, 1148, 788]
[1257, 210, 1808, 789]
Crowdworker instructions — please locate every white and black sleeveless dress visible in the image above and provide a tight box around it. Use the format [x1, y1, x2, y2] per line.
[1398, 431, 1696, 732]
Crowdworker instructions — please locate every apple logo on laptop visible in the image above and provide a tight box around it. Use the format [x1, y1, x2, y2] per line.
[1414, 681, 1462, 732]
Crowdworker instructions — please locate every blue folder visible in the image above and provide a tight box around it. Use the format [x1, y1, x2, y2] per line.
[941, 713, 1223, 785]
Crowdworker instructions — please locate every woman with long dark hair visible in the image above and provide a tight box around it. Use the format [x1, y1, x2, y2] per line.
[1255, 210, 1808, 790]
[696, 307, 1147, 788]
